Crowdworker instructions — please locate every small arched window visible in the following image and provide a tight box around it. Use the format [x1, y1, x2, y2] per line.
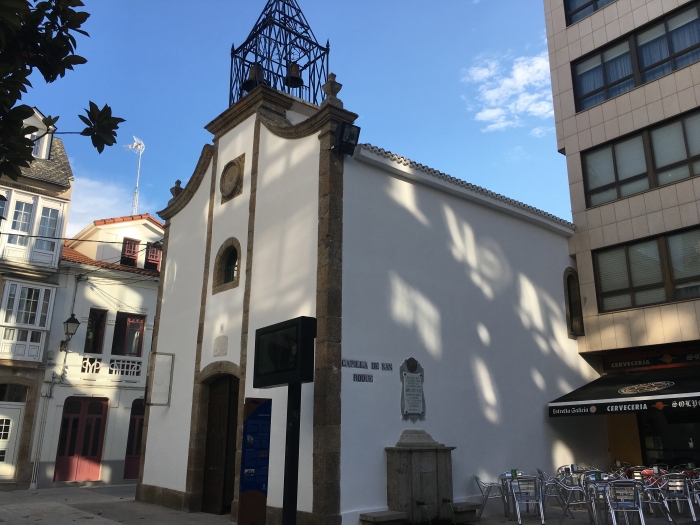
[224, 248, 238, 284]
[213, 238, 241, 294]
[564, 267, 585, 339]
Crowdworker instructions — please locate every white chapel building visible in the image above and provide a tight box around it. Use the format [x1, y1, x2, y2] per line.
[137, 1, 608, 522]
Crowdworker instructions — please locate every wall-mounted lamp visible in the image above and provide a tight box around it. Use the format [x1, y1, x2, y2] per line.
[60, 314, 81, 351]
[334, 122, 361, 156]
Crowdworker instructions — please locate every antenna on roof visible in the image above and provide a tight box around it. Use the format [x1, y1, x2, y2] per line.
[124, 136, 145, 215]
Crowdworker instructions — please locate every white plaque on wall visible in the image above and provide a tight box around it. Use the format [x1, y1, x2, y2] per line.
[149, 353, 174, 406]
[213, 335, 228, 357]
[403, 373, 424, 414]
[400, 358, 426, 422]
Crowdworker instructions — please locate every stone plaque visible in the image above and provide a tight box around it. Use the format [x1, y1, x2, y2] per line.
[150, 353, 174, 406]
[214, 335, 228, 357]
[403, 373, 423, 414]
[400, 358, 425, 422]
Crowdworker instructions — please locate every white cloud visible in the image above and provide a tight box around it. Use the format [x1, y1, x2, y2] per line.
[66, 176, 155, 237]
[507, 146, 531, 162]
[530, 126, 554, 138]
[462, 51, 553, 132]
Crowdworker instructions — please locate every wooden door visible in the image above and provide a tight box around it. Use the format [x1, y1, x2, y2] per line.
[0, 405, 23, 481]
[123, 399, 145, 479]
[201, 375, 238, 514]
[54, 397, 108, 482]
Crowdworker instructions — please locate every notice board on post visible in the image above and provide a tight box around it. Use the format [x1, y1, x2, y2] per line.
[238, 398, 272, 525]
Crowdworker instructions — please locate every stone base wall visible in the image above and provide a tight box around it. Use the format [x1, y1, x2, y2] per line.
[136, 483, 201, 513]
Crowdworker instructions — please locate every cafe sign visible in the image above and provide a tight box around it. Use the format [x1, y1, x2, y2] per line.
[549, 394, 700, 417]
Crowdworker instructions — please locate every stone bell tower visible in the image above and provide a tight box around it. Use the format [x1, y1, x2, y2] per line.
[229, 0, 330, 107]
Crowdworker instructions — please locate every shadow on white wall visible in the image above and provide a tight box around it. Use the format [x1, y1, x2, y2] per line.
[389, 271, 442, 360]
[443, 205, 513, 301]
[472, 356, 500, 424]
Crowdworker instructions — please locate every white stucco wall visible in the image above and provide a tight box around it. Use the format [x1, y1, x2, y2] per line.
[200, 116, 256, 372]
[73, 221, 163, 268]
[339, 157, 609, 523]
[244, 125, 320, 512]
[141, 162, 211, 492]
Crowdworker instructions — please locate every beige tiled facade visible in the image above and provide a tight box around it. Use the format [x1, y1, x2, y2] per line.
[545, 0, 700, 355]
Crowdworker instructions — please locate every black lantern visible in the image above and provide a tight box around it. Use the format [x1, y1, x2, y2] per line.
[334, 122, 361, 156]
[63, 314, 80, 340]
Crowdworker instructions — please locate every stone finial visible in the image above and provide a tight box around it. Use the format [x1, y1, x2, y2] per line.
[321, 72, 343, 109]
[170, 180, 183, 199]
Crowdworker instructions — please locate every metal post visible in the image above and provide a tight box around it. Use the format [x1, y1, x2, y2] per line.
[282, 381, 302, 525]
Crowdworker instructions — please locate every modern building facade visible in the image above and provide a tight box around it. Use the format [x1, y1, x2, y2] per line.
[545, 0, 700, 466]
[137, 1, 608, 522]
[0, 109, 72, 488]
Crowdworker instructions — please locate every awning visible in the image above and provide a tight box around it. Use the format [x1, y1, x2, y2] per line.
[549, 367, 700, 417]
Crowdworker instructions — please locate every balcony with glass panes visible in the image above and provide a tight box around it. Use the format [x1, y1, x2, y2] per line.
[0, 189, 64, 269]
[0, 282, 54, 362]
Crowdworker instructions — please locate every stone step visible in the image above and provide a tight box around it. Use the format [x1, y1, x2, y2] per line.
[452, 503, 479, 524]
[359, 510, 408, 525]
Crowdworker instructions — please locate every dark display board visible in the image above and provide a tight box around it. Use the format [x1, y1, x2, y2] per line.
[238, 398, 272, 525]
[253, 316, 316, 388]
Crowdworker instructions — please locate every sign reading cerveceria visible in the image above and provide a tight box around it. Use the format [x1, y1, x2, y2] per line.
[549, 395, 700, 417]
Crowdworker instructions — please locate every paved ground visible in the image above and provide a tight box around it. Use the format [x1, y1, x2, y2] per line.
[0, 485, 696, 525]
[476, 500, 697, 525]
[0, 485, 230, 525]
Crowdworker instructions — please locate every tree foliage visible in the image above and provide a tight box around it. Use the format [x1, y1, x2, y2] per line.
[0, 0, 124, 179]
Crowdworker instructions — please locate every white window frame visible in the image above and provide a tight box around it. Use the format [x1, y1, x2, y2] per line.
[0, 279, 57, 362]
[0, 188, 66, 268]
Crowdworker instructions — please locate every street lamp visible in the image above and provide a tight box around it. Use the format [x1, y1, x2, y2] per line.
[60, 314, 81, 351]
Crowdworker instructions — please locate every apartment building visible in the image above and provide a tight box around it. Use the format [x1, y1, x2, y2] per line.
[545, 0, 700, 467]
[0, 108, 72, 488]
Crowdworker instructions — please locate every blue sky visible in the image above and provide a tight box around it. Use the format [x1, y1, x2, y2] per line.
[23, 0, 568, 235]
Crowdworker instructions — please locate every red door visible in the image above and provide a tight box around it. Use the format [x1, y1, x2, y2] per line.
[123, 399, 145, 479]
[54, 397, 108, 482]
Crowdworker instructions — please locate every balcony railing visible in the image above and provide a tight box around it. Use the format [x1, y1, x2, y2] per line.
[72, 354, 145, 386]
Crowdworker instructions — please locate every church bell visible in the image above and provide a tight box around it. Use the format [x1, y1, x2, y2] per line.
[242, 63, 265, 92]
[284, 62, 304, 88]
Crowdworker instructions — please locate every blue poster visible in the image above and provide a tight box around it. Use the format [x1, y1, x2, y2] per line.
[240, 398, 272, 495]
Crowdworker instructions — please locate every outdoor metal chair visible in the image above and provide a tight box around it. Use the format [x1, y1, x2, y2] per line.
[552, 477, 595, 525]
[661, 473, 697, 521]
[474, 475, 506, 521]
[508, 475, 545, 525]
[581, 471, 612, 523]
[628, 467, 648, 482]
[638, 472, 673, 521]
[691, 478, 700, 509]
[605, 480, 646, 525]
[538, 468, 566, 519]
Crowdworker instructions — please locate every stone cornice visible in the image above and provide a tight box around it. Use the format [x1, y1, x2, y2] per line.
[258, 102, 358, 139]
[158, 144, 214, 221]
[205, 85, 294, 139]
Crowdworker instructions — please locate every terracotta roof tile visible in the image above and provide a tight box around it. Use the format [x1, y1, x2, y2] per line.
[359, 144, 575, 230]
[61, 246, 159, 277]
[93, 214, 164, 229]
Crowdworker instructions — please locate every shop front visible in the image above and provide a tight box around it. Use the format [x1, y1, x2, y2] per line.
[550, 346, 700, 468]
